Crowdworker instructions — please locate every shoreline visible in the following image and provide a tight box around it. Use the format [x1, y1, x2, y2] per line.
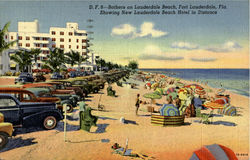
[0, 71, 249, 160]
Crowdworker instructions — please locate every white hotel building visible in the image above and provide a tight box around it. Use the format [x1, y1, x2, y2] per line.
[0, 19, 96, 74]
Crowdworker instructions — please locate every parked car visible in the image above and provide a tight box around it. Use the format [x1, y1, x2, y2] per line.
[74, 75, 105, 89]
[34, 73, 46, 82]
[68, 78, 99, 93]
[0, 94, 63, 130]
[25, 87, 79, 113]
[50, 80, 88, 97]
[15, 72, 34, 84]
[0, 112, 14, 150]
[51, 72, 64, 80]
[0, 87, 69, 112]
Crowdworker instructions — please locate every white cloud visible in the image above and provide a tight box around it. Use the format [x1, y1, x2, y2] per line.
[171, 42, 199, 50]
[137, 22, 168, 38]
[139, 45, 183, 61]
[111, 22, 167, 38]
[206, 41, 242, 52]
[111, 24, 136, 38]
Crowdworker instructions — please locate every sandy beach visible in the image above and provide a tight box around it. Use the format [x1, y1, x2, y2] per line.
[0, 74, 249, 160]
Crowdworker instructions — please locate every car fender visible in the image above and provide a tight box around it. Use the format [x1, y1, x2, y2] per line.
[23, 110, 63, 127]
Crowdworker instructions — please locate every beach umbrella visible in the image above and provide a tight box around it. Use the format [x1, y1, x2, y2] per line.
[178, 88, 189, 100]
[160, 104, 179, 116]
[223, 104, 237, 116]
[160, 75, 166, 78]
[202, 101, 224, 110]
[185, 84, 204, 90]
[176, 82, 185, 88]
[154, 88, 164, 95]
[214, 97, 229, 105]
[194, 88, 206, 95]
[143, 92, 162, 107]
[151, 83, 159, 90]
[190, 144, 237, 160]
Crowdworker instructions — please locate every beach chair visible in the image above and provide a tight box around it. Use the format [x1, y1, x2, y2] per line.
[200, 110, 213, 124]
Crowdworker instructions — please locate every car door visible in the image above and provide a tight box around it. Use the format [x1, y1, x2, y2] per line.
[0, 96, 21, 125]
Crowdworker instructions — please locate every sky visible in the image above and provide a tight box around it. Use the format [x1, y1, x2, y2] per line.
[0, 0, 249, 68]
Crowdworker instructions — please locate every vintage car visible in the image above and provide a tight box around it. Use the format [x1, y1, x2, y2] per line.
[23, 83, 76, 95]
[50, 72, 64, 80]
[25, 87, 78, 113]
[39, 82, 85, 100]
[0, 112, 14, 150]
[68, 78, 99, 93]
[14, 72, 34, 84]
[34, 73, 46, 82]
[0, 87, 75, 113]
[52, 78, 98, 95]
[74, 75, 106, 89]
[0, 94, 63, 130]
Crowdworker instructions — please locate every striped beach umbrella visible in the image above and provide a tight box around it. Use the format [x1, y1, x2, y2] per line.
[190, 144, 238, 160]
[160, 104, 180, 116]
[223, 104, 237, 116]
[202, 102, 225, 110]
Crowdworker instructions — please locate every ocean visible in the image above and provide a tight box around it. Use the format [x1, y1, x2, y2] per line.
[140, 69, 249, 97]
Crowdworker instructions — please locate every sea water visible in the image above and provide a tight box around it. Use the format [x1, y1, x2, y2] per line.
[140, 69, 249, 97]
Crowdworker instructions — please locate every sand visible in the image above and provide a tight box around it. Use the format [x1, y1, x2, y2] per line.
[0, 75, 249, 160]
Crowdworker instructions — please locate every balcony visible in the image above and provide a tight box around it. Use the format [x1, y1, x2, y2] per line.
[33, 40, 49, 44]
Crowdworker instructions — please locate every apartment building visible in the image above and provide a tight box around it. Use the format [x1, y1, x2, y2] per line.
[0, 19, 96, 74]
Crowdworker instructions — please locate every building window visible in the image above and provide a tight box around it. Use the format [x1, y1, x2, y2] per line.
[52, 44, 56, 48]
[76, 45, 79, 49]
[38, 63, 41, 67]
[69, 32, 73, 36]
[26, 43, 30, 47]
[82, 46, 86, 49]
[18, 36, 22, 40]
[11, 36, 13, 40]
[60, 45, 64, 49]
[82, 39, 87, 43]
[43, 44, 47, 48]
[69, 45, 71, 49]
[5, 35, 7, 39]
[35, 37, 40, 40]
[37, 57, 40, 60]
[82, 52, 87, 55]
[76, 39, 79, 43]
[35, 44, 40, 47]
[69, 39, 71, 42]
[60, 38, 64, 42]
[60, 32, 64, 35]
[26, 37, 30, 40]
[51, 31, 56, 35]
[18, 43, 22, 47]
[42, 37, 48, 41]
[52, 38, 56, 41]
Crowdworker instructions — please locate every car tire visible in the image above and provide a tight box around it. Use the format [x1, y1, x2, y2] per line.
[100, 85, 104, 89]
[43, 116, 57, 130]
[66, 104, 74, 113]
[0, 132, 9, 150]
[93, 88, 99, 93]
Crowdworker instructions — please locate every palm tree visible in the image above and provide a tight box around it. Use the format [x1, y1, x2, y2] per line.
[65, 50, 79, 67]
[42, 48, 65, 72]
[30, 48, 41, 69]
[10, 49, 33, 72]
[0, 22, 17, 56]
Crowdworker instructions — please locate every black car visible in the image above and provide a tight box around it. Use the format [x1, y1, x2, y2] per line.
[0, 94, 63, 130]
[15, 72, 34, 84]
[51, 72, 64, 80]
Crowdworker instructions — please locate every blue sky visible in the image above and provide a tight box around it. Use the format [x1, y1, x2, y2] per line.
[0, 0, 249, 68]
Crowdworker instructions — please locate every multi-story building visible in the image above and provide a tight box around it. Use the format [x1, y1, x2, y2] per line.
[0, 19, 96, 74]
